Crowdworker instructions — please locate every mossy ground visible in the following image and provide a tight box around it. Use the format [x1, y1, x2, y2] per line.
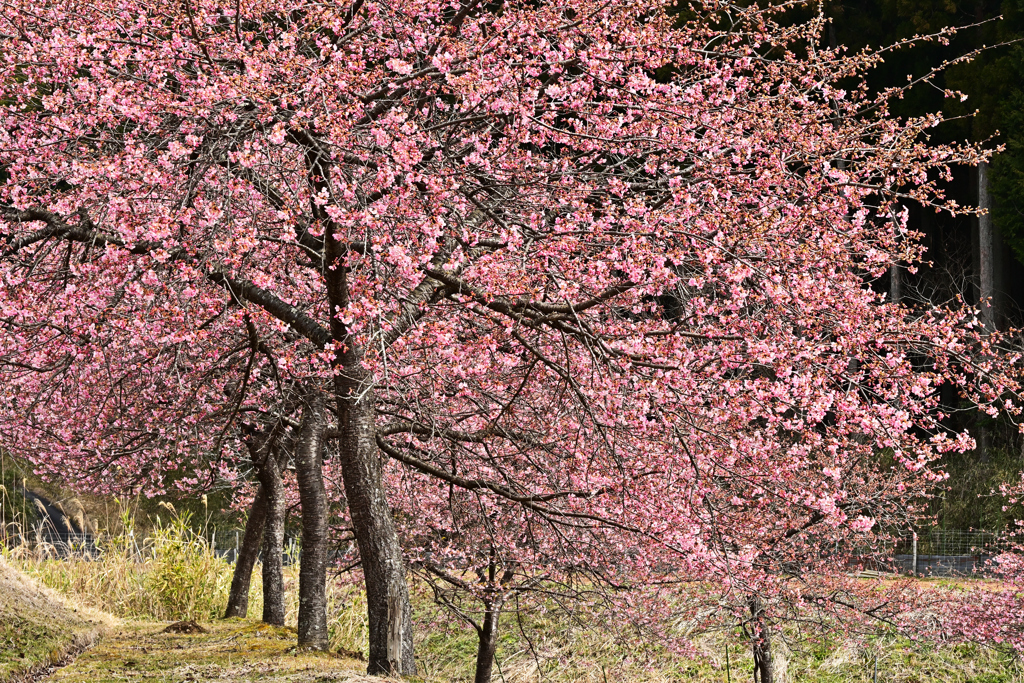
[44, 620, 377, 683]
[15, 614, 1024, 683]
[7, 459, 1021, 681]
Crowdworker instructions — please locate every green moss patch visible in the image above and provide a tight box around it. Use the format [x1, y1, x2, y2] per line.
[44, 620, 374, 683]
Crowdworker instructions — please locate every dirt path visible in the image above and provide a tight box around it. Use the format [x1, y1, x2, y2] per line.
[43, 621, 375, 683]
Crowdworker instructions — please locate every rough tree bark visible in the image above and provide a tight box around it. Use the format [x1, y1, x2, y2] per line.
[334, 366, 416, 674]
[977, 161, 995, 332]
[224, 485, 268, 618]
[890, 263, 902, 304]
[255, 443, 287, 626]
[472, 552, 510, 683]
[474, 600, 501, 683]
[295, 392, 329, 650]
[313, 146, 416, 675]
[749, 596, 775, 683]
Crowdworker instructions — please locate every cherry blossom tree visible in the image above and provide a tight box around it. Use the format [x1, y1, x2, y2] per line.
[2, 0, 1022, 678]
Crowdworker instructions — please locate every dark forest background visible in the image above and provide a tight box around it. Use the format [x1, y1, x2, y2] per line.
[807, 0, 1024, 532]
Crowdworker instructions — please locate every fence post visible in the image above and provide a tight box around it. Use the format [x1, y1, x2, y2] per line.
[912, 532, 918, 577]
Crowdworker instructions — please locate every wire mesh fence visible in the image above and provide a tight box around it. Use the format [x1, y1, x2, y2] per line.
[907, 529, 1014, 556]
[6, 515, 1020, 580]
[887, 529, 1018, 577]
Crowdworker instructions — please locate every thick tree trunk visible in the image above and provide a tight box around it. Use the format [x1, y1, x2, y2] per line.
[295, 393, 329, 651]
[317, 170, 415, 675]
[750, 597, 774, 683]
[224, 485, 268, 618]
[473, 601, 501, 683]
[335, 366, 416, 675]
[257, 449, 287, 626]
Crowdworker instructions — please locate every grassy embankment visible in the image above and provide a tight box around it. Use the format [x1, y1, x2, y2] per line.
[0, 557, 111, 682]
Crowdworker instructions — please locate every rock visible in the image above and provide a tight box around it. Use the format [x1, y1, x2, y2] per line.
[162, 620, 208, 634]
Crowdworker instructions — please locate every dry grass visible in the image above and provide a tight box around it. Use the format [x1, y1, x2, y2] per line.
[6, 505, 238, 623]
[410, 591, 1024, 683]
[5, 501, 370, 658]
[9, 551, 1024, 682]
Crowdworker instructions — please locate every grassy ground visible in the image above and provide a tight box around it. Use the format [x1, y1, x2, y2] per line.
[4, 457, 1021, 682]
[24, 610, 1024, 683]
[42, 620, 375, 683]
[4, 554, 1023, 682]
[0, 557, 111, 682]
[411, 597, 1024, 683]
